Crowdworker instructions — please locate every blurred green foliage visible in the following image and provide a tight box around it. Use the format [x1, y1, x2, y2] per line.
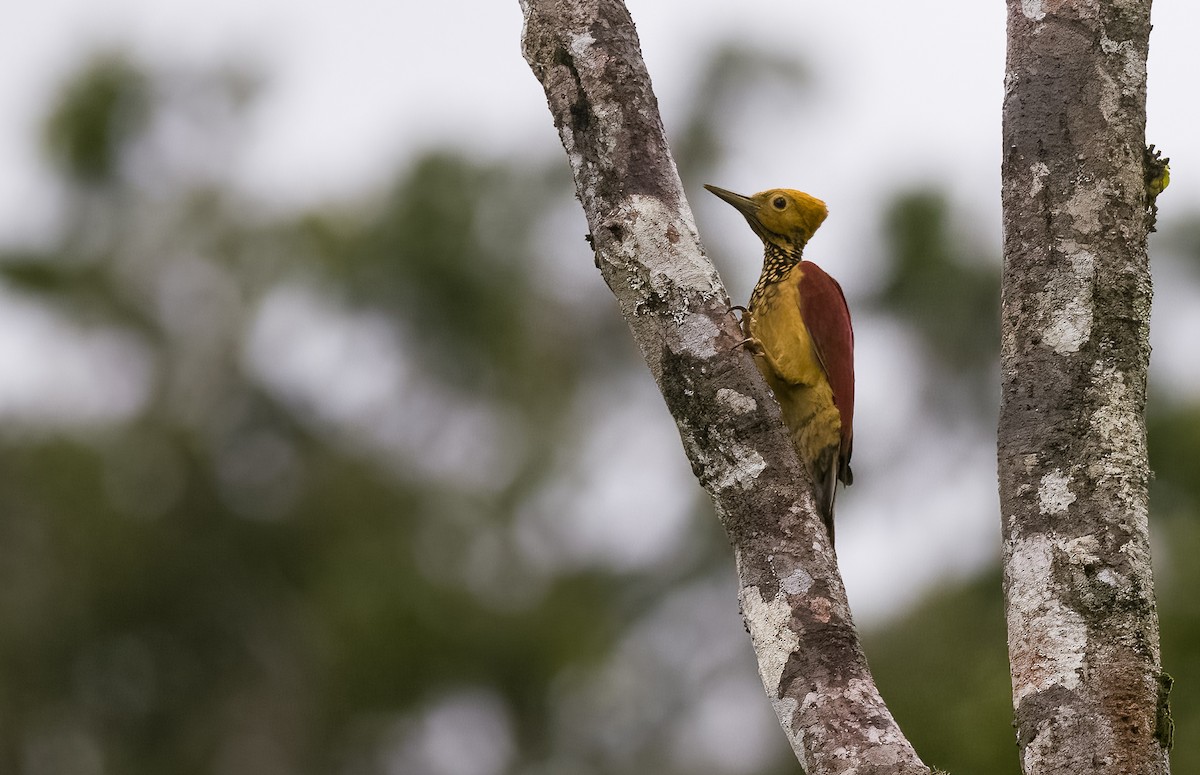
[876, 190, 1000, 415]
[43, 53, 149, 183]
[865, 571, 1014, 773]
[0, 46, 1195, 775]
[1150, 404, 1200, 772]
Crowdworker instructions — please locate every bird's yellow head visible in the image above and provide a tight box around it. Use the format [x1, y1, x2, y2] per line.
[705, 185, 828, 252]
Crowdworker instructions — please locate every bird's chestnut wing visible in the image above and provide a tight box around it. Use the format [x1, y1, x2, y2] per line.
[797, 261, 855, 474]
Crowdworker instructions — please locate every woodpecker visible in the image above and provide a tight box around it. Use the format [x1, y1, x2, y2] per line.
[706, 185, 854, 542]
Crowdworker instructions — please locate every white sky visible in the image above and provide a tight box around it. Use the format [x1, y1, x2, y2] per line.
[4, 2, 1197, 236]
[1, 0, 1198, 624]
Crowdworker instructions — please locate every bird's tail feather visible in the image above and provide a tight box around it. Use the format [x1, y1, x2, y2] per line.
[811, 447, 840, 546]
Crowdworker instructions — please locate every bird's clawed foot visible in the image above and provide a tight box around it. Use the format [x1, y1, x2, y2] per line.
[727, 304, 754, 340]
[732, 335, 765, 357]
[725, 305, 762, 353]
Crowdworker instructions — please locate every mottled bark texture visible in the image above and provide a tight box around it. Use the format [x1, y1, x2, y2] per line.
[519, 1, 928, 773]
[1000, 1, 1169, 773]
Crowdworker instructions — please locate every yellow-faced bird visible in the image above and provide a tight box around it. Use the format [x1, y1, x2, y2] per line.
[706, 185, 854, 542]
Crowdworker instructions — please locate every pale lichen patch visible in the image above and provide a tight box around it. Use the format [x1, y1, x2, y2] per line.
[1042, 299, 1092, 354]
[844, 677, 883, 706]
[1004, 71, 1019, 98]
[680, 422, 766, 496]
[569, 31, 595, 57]
[1021, 0, 1046, 21]
[711, 442, 766, 492]
[1095, 567, 1129, 595]
[1062, 533, 1100, 565]
[1040, 243, 1096, 354]
[716, 387, 757, 415]
[1030, 161, 1050, 199]
[1099, 32, 1145, 93]
[1039, 469, 1077, 515]
[677, 312, 720, 359]
[604, 196, 725, 326]
[1065, 246, 1096, 279]
[1089, 364, 1140, 464]
[625, 195, 724, 314]
[1087, 364, 1151, 538]
[1008, 534, 1087, 703]
[740, 584, 799, 695]
[1063, 187, 1104, 235]
[780, 566, 813, 596]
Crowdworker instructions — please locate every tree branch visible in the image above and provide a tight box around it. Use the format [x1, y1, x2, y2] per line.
[519, 1, 929, 772]
[999, 0, 1170, 772]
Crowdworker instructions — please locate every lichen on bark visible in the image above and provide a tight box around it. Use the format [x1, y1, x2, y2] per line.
[999, 0, 1169, 772]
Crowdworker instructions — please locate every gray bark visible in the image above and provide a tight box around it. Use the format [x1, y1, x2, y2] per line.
[519, 1, 929, 773]
[999, 0, 1170, 773]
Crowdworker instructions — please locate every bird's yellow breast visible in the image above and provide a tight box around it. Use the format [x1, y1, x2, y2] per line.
[749, 274, 842, 462]
[750, 276, 824, 387]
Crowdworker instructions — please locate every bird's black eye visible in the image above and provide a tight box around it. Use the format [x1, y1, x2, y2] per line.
[772, 196, 787, 210]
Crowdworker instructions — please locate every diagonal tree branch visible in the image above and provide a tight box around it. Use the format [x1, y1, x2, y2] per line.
[519, 1, 929, 772]
[999, 0, 1170, 772]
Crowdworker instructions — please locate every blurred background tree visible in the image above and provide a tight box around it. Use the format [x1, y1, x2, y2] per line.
[0, 46, 1195, 775]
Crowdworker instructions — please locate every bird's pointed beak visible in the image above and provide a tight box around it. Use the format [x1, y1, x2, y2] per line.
[704, 184, 758, 218]
[705, 184, 774, 244]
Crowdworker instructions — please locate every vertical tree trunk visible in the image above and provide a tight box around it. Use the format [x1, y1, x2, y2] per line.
[999, 1, 1170, 773]
[519, 1, 929, 772]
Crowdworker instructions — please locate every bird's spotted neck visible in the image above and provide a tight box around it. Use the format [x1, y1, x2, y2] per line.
[749, 242, 803, 311]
